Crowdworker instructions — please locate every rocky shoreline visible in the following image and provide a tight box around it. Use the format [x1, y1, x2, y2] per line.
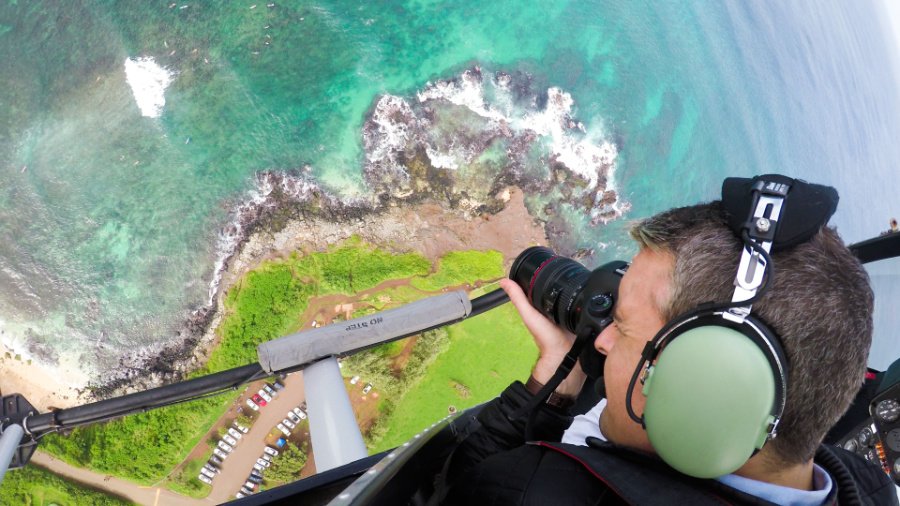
[89, 65, 629, 398]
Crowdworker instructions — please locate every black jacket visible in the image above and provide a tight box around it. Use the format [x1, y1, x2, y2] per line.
[441, 382, 899, 505]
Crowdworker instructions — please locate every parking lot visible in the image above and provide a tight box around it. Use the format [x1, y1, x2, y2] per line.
[204, 372, 311, 504]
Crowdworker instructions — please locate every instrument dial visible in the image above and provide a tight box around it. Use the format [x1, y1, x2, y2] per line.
[843, 439, 858, 452]
[876, 399, 900, 423]
[858, 427, 873, 446]
[887, 428, 900, 453]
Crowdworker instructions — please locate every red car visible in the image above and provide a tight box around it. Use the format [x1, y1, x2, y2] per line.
[251, 393, 267, 407]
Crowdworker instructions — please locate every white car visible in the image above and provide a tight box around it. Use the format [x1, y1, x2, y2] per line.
[217, 440, 233, 453]
[286, 411, 301, 424]
[223, 434, 238, 446]
[253, 462, 266, 473]
[350, 375, 360, 385]
[261, 453, 273, 462]
[263, 384, 278, 398]
[199, 467, 216, 479]
[198, 473, 213, 485]
[227, 427, 243, 440]
[362, 383, 373, 394]
[282, 418, 296, 430]
[213, 448, 229, 460]
[235, 492, 246, 499]
[258, 389, 272, 403]
[233, 422, 250, 434]
[245, 398, 260, 411]
[256, 457, 271, 468]
[203, 463, 219, 474]
[276, 423, 291, 436]
[263, 446, 279, 457]
[292, 407, 307, 420]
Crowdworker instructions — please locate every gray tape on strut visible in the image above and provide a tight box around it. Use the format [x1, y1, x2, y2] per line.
[257, 290, 472, 373]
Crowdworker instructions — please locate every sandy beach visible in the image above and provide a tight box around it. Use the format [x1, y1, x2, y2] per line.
[0, 350, 90, 412]
[1, 186, 548, 414]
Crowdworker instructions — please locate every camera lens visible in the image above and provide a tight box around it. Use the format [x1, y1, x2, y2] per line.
[509, 246, 591, 333]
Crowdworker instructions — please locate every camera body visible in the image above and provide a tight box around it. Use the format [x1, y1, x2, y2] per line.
[509, 246, 626, 378]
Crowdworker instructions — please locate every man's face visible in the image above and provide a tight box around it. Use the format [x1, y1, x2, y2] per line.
[596, 248, 673, 452]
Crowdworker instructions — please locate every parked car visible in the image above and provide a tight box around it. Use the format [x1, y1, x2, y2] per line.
[276, 423, 291, 436]
[292, 407, 307, 420]
[245, 398, 260, 411]
[203, 463, 219, 474]
[199, 467, 216, 479]
[286, 411, 301, 424]
[213, 448, 229, 460]
[272, 379, 285, 391]
[222, 434, 238, 446]
[253, 462, 266, 473]
[198, 473, 213, 485]
[252, 393, 267, 406]
[256, 457, 271, 468]
[282, 418, 296, 430]
[250, 469, 264, 479]
[209, 455, 223, 466]
[261, 453, 273, 462]
[248, 473, 263, 484]
[227, 427, 243, 440]
[217, 440, 233, 453]
[362, 383, 373, 394]
[350, 375, 360, 385]
[244, 480, 258, 491]
[257, 389, 272, 403]
[233, 422, 250, 434]
[235, 492, 246, 499]
[241, 485, 254, 495]
[263, 446, 279, 457]
[263, 384, 278, 398]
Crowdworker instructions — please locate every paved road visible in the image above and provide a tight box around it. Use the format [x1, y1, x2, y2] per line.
[208, 372, 308, 504]
[31, 452, 211, 506]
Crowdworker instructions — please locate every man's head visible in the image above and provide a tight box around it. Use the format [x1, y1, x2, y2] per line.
[595, 201, 873, 467]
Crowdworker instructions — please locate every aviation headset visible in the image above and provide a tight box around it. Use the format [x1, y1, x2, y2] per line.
[623, 174, 839, 478]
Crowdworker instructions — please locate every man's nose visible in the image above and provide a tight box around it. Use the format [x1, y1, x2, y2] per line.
[594, 324, 617, 355]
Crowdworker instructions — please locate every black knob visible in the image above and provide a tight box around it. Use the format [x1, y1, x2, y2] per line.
[588, 294, 613, 317]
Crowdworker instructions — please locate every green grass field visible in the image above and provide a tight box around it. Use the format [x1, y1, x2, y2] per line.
[372, 293, 537, 452]
[0, 465, 135, 505]
[411, 250, 504, 291]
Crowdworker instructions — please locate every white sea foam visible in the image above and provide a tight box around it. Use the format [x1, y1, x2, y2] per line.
[425, 146, 460, 170]
[417, 67, 505, 122]
[410, 68, 626, 223]
[124, 57, 174, 118]
[364, 95, 418, 180]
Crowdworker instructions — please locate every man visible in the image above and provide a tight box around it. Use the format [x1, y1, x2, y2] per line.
[441, 200, 898, 505]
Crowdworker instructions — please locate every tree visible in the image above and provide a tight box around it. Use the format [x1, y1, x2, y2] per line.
[265, 441, 308, 487]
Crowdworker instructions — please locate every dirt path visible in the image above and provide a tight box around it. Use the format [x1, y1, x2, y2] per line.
[31, 452, 211, 506]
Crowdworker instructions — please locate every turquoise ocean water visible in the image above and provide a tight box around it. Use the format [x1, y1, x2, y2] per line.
[1, 1, 899, 376]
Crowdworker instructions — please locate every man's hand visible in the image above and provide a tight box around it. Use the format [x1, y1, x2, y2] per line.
[500, 278, 587, 398]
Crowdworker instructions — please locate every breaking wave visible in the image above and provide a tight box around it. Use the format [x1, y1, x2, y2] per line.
[124, 56, 174, 118]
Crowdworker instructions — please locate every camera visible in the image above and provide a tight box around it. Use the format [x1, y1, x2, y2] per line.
[509, 247, 627, 378]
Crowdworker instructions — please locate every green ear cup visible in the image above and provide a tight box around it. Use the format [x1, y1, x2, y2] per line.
[641, 325, 776, 478]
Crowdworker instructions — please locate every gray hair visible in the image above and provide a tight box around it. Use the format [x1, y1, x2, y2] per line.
[630, 201, 873, 464]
